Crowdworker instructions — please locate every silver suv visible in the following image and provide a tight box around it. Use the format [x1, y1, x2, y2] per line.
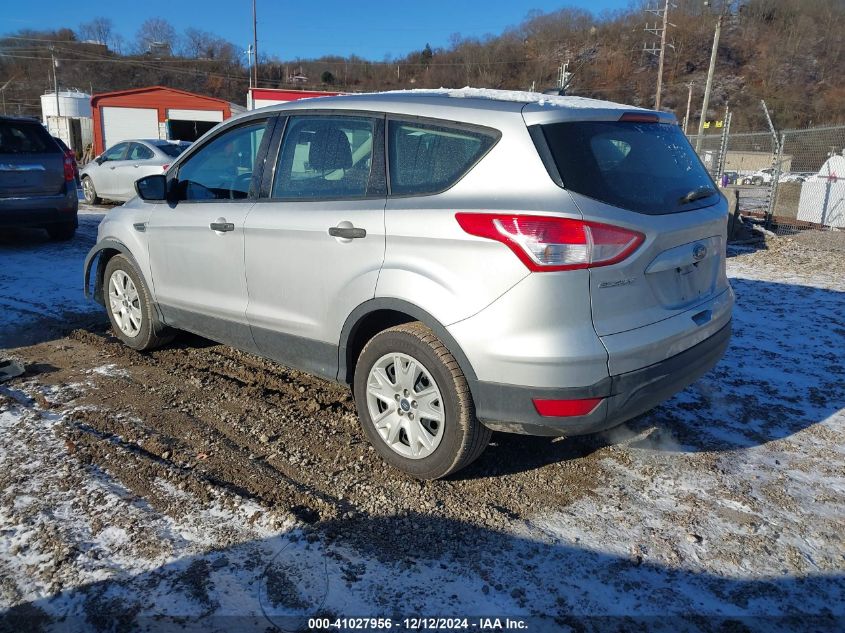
[84, 89, 733, 479]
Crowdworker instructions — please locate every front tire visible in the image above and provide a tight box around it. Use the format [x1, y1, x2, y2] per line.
[353, 322, 491, 480]
[103, 254, 173, 351]
[82, 176, 100, 205]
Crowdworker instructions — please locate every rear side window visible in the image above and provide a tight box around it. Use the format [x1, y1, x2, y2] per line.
[0, 120, 59, 154]
[541, 121, 718, 214]
[387, 120, 496, 195]
[272, 115, 375, 199]
[128, 144, 154, 160]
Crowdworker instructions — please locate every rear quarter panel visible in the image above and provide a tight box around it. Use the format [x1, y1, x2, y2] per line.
[378, 117, 581, 326]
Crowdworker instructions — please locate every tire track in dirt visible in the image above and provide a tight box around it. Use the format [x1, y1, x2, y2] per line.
[8, 327, 610, 539]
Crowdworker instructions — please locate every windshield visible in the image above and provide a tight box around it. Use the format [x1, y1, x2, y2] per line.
[540, 121, 718, 214]
[157, 143, 189, 158]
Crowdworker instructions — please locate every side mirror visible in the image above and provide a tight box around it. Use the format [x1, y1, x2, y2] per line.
[135, 174, 167, 201]
[95, 155, 105, 165]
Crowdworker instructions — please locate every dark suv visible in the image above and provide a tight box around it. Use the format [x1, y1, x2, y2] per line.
[0, 116, 78, 240]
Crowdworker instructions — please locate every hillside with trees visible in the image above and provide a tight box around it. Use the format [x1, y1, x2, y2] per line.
[1, 0, 842, 132]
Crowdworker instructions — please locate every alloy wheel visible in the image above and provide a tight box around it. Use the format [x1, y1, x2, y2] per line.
[365, 352, 445, 459]
[108, 270, 142, 337]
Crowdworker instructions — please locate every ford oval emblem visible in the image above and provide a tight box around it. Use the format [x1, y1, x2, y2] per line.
[693, 244, 707, 261]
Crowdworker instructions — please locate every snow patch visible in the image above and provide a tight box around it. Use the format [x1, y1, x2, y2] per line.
[381, 86, 642, 110]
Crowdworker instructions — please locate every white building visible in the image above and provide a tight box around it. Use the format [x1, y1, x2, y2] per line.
[40, 89, 94, 156]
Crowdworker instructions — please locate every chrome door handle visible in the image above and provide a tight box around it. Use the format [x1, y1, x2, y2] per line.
[209, 222, 235, 232]
[328, 226, 366, 239]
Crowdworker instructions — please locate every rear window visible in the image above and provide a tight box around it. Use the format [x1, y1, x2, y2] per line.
[388, 120, 497, 195]
[158, 143, 188, 158]
[0, 120, 60, 154]
[540, 121, 718, 214]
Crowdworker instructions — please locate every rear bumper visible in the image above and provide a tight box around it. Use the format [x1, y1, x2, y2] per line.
[0, 189, 78, 228]
[472, 320, 731, 436]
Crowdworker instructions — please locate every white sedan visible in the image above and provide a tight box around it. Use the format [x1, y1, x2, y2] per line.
[80, 139, 190, 203]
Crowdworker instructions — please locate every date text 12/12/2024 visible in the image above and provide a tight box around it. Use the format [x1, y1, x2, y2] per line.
[308, 617, 529, 630]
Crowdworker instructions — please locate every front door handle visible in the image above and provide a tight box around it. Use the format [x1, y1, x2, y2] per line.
[209, 221, 235, 233]
[328, 226, 366, 239]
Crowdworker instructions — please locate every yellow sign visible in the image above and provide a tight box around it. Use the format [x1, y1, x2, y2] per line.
[703, 120, 724, 129]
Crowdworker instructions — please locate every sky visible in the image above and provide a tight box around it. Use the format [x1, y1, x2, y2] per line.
[4, 0, 631, 61]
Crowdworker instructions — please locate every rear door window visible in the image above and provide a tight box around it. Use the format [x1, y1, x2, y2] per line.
[272, 115, 376, 199]
[0, 120, 60, 154]
[540, 121, 719, 214]
[387, 120, 497, 195]
[128, 143, 154, 161]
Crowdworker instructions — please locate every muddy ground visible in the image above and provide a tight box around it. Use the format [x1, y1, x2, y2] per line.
[0, 224, 843, 631]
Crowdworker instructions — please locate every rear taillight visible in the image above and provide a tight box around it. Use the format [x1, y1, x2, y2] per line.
[161, 163, 170, 172]
[63, 155, 75, 182]
[533, 398, 603, 417]
[455, 213, 644, 272]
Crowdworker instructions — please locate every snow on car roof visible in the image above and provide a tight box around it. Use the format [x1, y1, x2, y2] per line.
[382, 86, 643, 111]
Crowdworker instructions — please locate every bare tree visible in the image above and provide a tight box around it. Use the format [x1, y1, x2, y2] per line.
[136, 18, 177, 55]
[181, 28, 238, 63]
[77, 17, 115, 48]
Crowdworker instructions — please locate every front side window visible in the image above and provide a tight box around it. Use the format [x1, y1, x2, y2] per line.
[102, 142, 129, 162]
[272, 116, 375, 199]
[387, 120, 497, 195]
[177, 120, 269, 201]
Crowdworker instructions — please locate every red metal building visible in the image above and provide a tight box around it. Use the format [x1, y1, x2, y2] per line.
[91, 86, 243, 154]
[247, 87, 341, 110]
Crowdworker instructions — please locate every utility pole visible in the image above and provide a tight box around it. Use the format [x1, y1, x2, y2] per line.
[683, 82, 694, 133]
[245, 44, 254, 89]
[51, 50, 61, 118]
[696, 12, 723, 150]
[252, 0, 259, 88]
[644, 0, 674, 110]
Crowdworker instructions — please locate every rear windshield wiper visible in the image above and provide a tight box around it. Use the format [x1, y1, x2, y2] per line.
[679, 186, 717, 205]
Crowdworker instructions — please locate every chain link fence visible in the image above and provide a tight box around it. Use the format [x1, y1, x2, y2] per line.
[688, 124, 845, 238]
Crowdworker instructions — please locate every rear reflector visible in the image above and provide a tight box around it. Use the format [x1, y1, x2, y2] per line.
[533, 398, 603, 417]
[619, 112, 660, 123]
[455, 213, 644, 272]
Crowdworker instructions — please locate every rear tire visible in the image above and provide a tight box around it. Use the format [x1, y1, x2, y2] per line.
[353, 322, 490, 480]
[46, 222, 76, 241]
[82, 176, 100, 205]
[103, 254, 174, 351]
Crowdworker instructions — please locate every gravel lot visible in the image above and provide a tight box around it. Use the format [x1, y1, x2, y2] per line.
[1, 213, 843, 632]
